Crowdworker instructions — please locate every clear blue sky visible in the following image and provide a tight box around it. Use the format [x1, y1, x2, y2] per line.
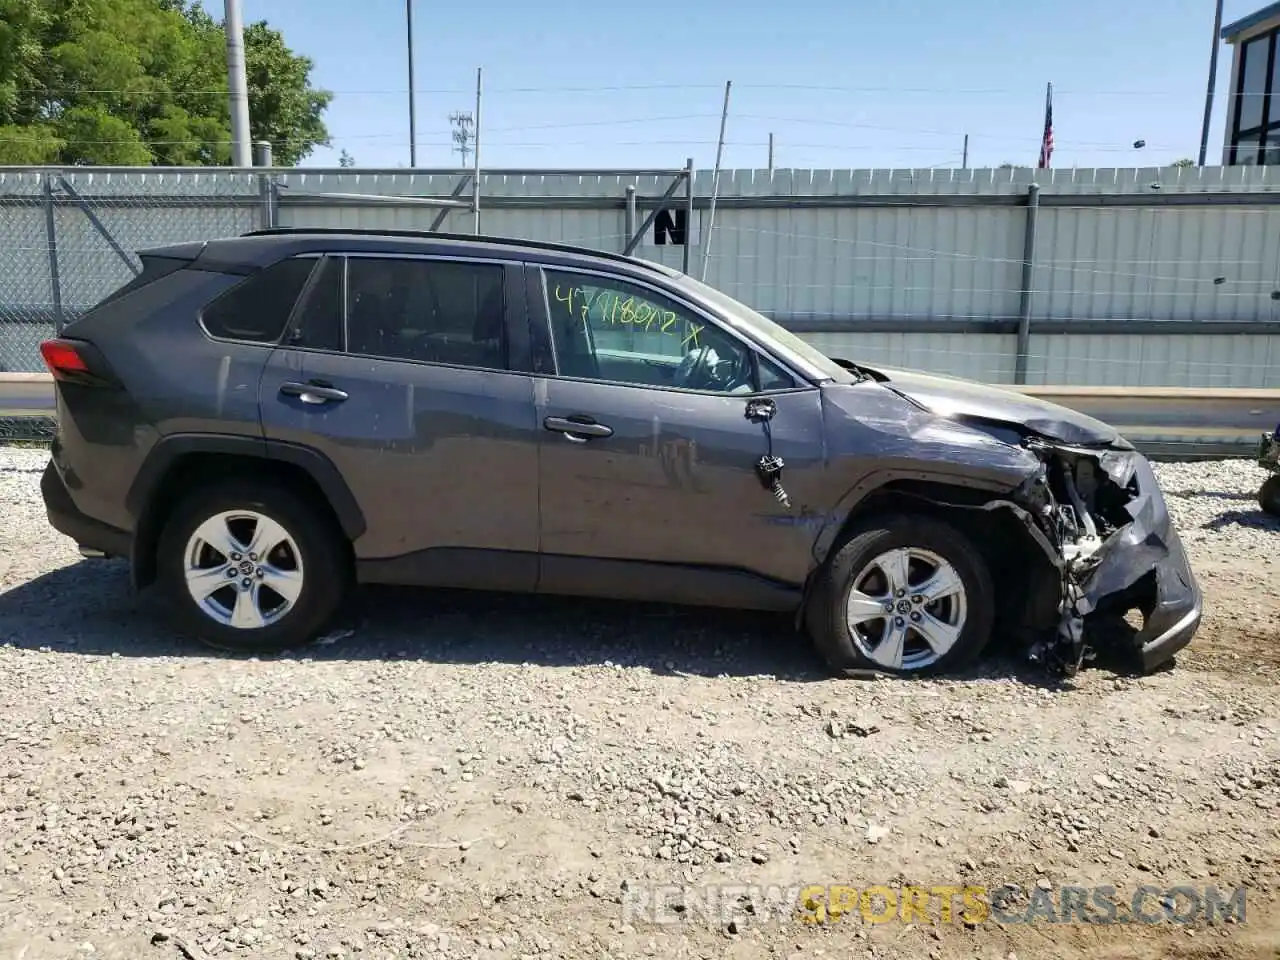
[221, 0, 1257, 170]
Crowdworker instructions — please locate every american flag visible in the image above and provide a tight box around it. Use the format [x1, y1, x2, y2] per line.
[1038, 83, 1054, 169]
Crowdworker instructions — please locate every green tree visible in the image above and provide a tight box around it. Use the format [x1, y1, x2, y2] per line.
[338, 149, 355, 168]
[0, 0, 331, 166]
[1171, 157, 1196, 168]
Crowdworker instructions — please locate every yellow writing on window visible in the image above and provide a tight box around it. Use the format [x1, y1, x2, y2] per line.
[552, 284, 702, 349]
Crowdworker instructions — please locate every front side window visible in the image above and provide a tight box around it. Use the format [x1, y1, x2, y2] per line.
[201, 256, 317, 343]
[542, 269, 794, 393]
[345, 257, 507, 369]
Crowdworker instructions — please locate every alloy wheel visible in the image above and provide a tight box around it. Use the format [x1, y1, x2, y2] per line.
[845, 547, 968, 671]
[182, 510, 305, 630]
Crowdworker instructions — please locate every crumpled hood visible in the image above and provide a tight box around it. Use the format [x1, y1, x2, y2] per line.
[856, 364, 1122, 447]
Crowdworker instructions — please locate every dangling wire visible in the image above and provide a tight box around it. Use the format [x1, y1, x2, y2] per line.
[747, 398, 791, 509]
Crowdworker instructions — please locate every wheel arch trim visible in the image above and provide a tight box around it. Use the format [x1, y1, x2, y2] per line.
[810, 468, 1025, 568]
[126, 433, 367, 542]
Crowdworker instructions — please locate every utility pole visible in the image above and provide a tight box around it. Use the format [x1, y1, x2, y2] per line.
[406, 0, 417, 167]
[962, 134, 969, 169]
[767, 132, 774, 173]
[1199, 0, 1225, 166]
[472, 67, 482, 234]
[223, 0, 251, 167]
[701, 80, 732, 281]
[450, 111, 474, 167]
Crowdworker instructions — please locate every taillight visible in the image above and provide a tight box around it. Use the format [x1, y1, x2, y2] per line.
[38, 337, 117, 388]
[40, 339, 90, 379]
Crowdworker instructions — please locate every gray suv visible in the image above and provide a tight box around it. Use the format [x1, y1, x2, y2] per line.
[39, 228, 1202, 677]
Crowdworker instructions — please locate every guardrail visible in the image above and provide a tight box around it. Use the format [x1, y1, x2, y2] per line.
[2, 374, 1277, 459]
[0, 374, 55, 419]
[1014, 385, 1280, 458]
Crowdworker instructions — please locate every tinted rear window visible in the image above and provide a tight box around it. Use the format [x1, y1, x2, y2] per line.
[200, 257, 318, 343]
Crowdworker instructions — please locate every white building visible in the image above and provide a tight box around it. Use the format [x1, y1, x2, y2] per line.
[1222, 1, 1280, 163]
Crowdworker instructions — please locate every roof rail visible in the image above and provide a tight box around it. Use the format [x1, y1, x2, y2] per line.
[238, 226, 670, 273]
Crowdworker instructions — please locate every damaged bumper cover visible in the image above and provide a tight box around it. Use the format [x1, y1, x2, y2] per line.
[1016, 444, 1203, 675]
[1131, 524, 1201, 671]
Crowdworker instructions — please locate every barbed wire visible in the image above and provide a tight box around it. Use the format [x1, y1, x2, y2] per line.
[0, 106, 1189, 150]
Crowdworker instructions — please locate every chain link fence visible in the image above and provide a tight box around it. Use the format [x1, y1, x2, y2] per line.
[0, 173, 55, 373]
[0, 169, 266, 373]
[4, 165, 1280, 391]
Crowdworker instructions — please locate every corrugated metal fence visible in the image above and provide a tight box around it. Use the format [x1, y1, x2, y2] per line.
[3, 163, 1280, 387]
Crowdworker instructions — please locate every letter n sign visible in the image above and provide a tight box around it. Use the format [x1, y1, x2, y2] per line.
[644, 208, 701, 247]
[654, 209, 686, 245]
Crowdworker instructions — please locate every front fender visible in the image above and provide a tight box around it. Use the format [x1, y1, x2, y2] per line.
[810, 382, 1045, 566]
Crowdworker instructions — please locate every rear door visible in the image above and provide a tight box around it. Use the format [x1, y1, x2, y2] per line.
[528, 263, 828, 605]
[258, 251, 541, 590]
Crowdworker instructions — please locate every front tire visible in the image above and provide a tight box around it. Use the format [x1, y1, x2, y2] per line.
[807, 513, 996, 677]
[1259, 474, 1280, 517]
[156, 480, 349, 654]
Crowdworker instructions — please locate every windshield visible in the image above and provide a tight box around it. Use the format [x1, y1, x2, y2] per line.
[670, 273, 856, 384]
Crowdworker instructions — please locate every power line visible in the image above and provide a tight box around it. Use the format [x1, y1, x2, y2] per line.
[8, 83, 1259, 98]
[0, 133, 1192, 154]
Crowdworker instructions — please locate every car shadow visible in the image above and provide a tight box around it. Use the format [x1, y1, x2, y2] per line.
[1201, 508, 1280, 532]
[0, 558, 1124, 688]
[1162, 489, 1259, 501]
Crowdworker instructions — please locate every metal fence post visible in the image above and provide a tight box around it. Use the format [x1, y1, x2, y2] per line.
[682, 158, 694, 275]
[42, 173, 64, 333]
[624, 185, 637, 254]
[254, 141, 276, 229]
[622, 171, 690, 256]
[1014, 182, 1041, 384]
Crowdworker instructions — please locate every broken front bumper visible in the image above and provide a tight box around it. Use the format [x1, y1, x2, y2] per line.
[1129, 524, 1202, 671]
[1071, 451, 1204, 673]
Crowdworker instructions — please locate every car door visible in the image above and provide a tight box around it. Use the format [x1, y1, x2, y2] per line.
[258, 251, 541, 591]
[528, 262, 827, 607]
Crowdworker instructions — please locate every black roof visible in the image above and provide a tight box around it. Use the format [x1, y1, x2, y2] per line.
[139, 227, 680, 280]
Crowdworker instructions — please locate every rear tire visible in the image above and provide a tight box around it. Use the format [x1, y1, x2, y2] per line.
[806, 513, 996, 677]
[1259, 475, 1280, 518]
[156, 480, 349, 654]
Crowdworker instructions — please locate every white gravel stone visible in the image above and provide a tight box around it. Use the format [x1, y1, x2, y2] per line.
[0, 443, 1276, 960]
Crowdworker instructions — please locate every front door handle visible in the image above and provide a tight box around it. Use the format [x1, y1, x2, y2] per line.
[280, 380, 349, 405]
[544, 416, 614, 441]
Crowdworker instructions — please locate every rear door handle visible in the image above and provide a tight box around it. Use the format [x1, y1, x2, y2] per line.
[544, 416, 614, 441]
[280, 380, 349, 404]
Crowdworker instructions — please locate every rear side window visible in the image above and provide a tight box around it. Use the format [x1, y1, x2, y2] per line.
[201, 257, 318, 343]
[345, 256, 507, 369]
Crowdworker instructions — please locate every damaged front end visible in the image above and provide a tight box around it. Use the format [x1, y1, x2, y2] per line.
[1002, 440, 1202, 677]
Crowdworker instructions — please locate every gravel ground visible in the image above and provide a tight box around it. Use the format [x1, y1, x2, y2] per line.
[0, 445, 1277, 960]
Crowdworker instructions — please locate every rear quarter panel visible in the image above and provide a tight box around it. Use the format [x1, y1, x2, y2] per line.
[52, 268, 259, 533]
